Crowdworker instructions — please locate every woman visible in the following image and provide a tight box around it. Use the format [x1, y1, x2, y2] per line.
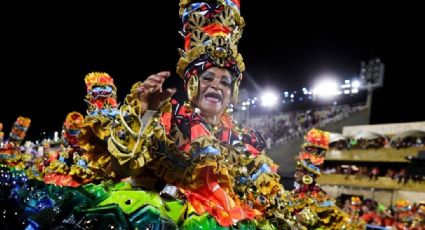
[96, 0, 288, 228]
[0, 1, 287, 229]
[119, 66, 283, 227]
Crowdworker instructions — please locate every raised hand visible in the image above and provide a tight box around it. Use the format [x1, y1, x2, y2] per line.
[137, 71, 177, 113]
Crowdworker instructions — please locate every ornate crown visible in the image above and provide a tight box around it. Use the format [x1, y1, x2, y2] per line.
[63, 112, 84, 148]
[84, 72, 117, 93]
[63, 112, 84, 132]
[84, 72, 119, 118]
[303, 129, 330, 150]
[179, 0, 242, 19]
[16, 116, 32, 127]
[177, 0, 245, 104]
[9, 116, 31, 144]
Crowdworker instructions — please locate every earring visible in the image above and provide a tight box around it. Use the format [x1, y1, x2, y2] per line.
[231, 73, 242, 105]
[231, 80, 240, 105]
[302, 174, 313, 185]
[187, 75, 199, 102]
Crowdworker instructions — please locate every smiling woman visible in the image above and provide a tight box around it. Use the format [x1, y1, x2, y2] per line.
[194, 67, 232, 124]
[0, 2, 363, 230]
[99, 0, 289, 226]
[76, 0, 292, 228]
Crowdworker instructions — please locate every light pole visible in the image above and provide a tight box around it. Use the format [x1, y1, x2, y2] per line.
[359, 58, 385, 123]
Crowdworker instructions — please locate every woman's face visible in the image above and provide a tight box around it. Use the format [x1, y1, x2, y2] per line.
[195, 67, 232, 119]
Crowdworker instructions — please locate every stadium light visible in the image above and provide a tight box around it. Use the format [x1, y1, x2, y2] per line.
[352, 80, 360, 88]
[261, 90, 279, 107]
[312, 79, 341, 99]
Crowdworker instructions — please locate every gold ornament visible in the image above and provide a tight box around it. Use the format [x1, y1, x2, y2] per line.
[187, 75, 199, 102]
[302, 175, 313, 185]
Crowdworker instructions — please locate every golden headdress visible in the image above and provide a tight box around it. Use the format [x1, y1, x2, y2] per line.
[63, 111, 84, 148]
[84, 72, 119, 118]
[303, 129, 330, 150]
[8, 116, 31, 144]
[299, 129, 330, 167]
[177, 0, 245, 104]
[63, 112, 84, 132]
[84, 72, 117, 93]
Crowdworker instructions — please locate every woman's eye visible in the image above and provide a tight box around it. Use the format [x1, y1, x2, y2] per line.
[201, 76, 214, 81]
[221, 80, 231, 86]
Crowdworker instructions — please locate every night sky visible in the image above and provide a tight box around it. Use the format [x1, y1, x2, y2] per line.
[1, 4, 424, 140]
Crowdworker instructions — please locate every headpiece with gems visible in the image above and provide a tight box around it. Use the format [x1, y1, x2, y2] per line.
[177, 0, 244, 104]
[84, 72, 119, 118]
[63, 112, 84, 148]
[8, 116, 31, 145]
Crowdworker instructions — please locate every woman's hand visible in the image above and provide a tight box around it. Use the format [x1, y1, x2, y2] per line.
[137, 71, 176, 112]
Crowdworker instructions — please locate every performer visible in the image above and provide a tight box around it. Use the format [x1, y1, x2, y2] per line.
[0, 1, 358, 229]
[78, 0, 289, 228]
[44, 111, 88, 187]
[8, 116, 31, 146]
[286, 129, 365, 229]
[0, 116, 31, 166]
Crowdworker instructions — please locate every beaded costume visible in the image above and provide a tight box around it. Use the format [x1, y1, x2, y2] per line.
[0, 1, 361, 229]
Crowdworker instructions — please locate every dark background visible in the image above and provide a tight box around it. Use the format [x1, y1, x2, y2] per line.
[1, 4, 424, 140]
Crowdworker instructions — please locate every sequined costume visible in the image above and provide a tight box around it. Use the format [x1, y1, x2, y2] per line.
[0, 1, 358, 229]
[0, 116, 31, 167]
[44, 111, 92, 187]
[285, 129, 366, 229]
[73, 1, 290, 228]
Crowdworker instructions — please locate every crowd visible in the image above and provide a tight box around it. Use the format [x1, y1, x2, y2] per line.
[249, 104, 365, 148]
[329, 132, 425, 151]
[338, 196, 425, 229]
[323, 164, 425, 184]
